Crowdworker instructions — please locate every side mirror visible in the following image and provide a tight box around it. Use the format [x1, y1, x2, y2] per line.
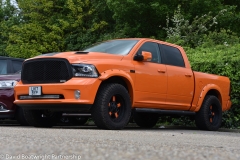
[134, 51, 152, 62]
[142, 51, 152, 61]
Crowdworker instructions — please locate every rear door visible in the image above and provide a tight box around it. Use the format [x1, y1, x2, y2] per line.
[133, 42, 167, 108]
[160, 44, 194, 110]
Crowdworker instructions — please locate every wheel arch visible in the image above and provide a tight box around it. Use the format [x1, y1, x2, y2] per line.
[98, 70, 134, 105]
[194, 84, 223, 112]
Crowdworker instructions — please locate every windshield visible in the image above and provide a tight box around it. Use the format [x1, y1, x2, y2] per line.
[83, 40, 139, 55]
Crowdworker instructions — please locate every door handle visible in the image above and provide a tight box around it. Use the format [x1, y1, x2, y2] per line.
[158, 69, 166, 73]
[185, 74, 192, 77]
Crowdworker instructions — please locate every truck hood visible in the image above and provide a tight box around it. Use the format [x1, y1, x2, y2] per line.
[31, 51, 124, 63]
[0, 74, 21, 81]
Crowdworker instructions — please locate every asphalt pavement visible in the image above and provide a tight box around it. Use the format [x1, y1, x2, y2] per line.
[0, 122, 239, 160]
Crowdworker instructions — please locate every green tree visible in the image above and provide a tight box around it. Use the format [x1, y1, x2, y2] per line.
[106, 0, 240, 39]
[0, 0, 19, 56]
[6, 0, 71, 58]
[6, 0, 112, 58]
[65, 0, 114, 51]
[106, 0, 179, 39]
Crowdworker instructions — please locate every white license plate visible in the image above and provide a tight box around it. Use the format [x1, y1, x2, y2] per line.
[29, 86, 42, 95]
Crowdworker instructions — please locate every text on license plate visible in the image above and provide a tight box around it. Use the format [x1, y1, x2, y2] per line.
[29, 86, 42, 95]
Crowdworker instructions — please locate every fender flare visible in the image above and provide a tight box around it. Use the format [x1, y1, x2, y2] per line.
[98, 69, 135, 103]
[194, 84, 222, 112]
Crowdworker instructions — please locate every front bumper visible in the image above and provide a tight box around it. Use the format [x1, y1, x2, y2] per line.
[14, 78, 101, 111]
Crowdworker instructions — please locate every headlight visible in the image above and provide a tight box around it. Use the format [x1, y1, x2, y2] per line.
[72, 64, 99, 78]
[0, 80, 18, 89]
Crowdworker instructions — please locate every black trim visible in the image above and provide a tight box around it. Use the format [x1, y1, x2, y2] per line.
[134, 108, 195, 115]
[21, 58, 73, 84]
[19, 94, 64, 100]
[75, 51, 89, 54]
[17, 103, 92, 111]
[133, 54, 144, 61]
[130, 70, 135, 73]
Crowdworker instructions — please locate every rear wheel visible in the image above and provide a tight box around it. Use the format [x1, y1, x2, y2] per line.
[24, 109, 59, 127]
[133, 112, 159, 128]
[195, 95, 222, 131]
[91, 83, 131, 130]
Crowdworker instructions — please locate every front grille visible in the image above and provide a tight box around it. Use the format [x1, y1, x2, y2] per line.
[22, 58, 73, 84]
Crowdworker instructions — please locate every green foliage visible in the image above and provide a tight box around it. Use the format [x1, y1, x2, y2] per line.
[65, 0, 114, 50]
[0, 0, 19, 56]
[164, 5, 227, 47]
[6, 0, 112, 58]
[6, 0, 67, 58]
[106, 0, 179, 39]
[201, 29, 240, 47]
[157, 116, 195, 127]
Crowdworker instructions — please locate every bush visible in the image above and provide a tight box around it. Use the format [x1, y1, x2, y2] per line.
[164, 5, 227, 48]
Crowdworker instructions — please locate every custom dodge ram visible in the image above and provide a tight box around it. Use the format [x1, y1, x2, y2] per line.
[14, 38, 231, 131]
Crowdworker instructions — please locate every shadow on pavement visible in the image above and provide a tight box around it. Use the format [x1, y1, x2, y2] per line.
[0, 120, 239, 133]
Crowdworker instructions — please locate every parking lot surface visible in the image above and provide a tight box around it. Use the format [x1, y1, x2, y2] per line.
[0, 123, 239, 160]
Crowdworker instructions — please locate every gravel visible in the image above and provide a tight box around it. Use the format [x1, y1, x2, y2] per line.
[0, 125, 239, 160]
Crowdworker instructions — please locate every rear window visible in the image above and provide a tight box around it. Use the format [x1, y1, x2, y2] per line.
[84, 40, 139, 55]
[161, 44, 185, 67]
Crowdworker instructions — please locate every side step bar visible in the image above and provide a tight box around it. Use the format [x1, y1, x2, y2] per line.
[61, 109, 195, 117]
[62, 113, 91, 117]
[134, 108, 195, 116]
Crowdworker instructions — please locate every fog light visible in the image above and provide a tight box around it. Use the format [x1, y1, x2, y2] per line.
[75, 90, 81, 99]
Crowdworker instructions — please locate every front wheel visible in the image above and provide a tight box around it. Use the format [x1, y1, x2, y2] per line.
[15, 106, 29, 126]
[195, 95, 222, 131]
[24, 109, 59, 127]
[91, 83, 131, 130]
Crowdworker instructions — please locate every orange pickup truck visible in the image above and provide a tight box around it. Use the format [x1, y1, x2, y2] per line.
[14, 38, 231, 131]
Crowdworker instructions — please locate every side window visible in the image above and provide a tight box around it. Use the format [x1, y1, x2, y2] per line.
[137, 42, 161, 63]
[0, 60, 8, 74]
[12, 60, 23, 73]
[160, 44, 185, 67]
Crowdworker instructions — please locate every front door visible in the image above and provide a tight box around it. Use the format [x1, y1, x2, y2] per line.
[133, 42, 167, 108]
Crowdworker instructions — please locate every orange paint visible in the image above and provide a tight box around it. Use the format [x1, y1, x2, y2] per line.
[14, 38, 231, 114]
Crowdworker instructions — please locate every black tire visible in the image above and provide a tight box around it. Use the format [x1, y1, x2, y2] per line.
[133, 112, 159, 128]
[69, 117, 89, 125]
[15, 106, 29, 126]
[195, 95, 222, 131]
[23, 109, 58, 127]
[91, 83, 131, 130]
